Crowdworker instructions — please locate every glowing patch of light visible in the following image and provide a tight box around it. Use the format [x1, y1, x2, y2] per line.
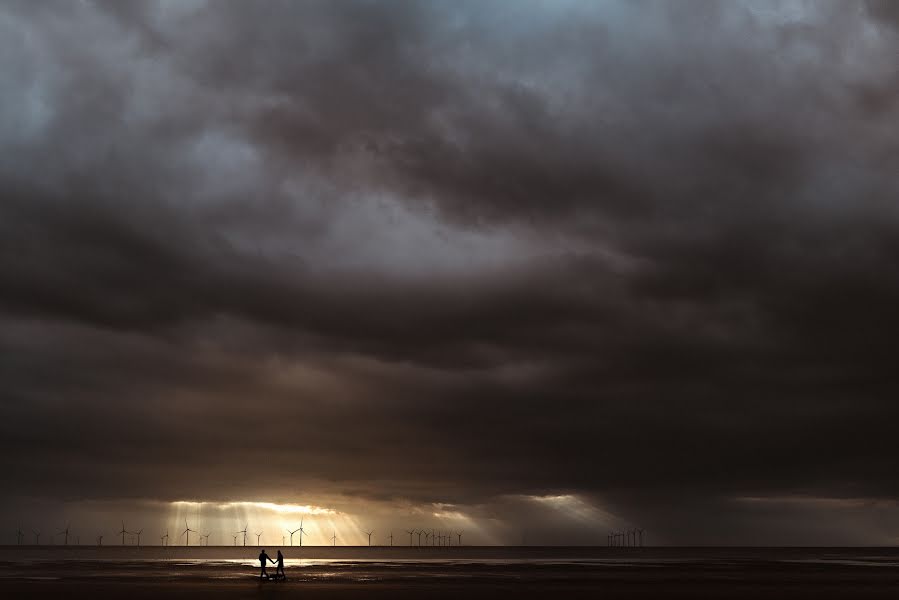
[218, 502, 336, 515]
[528, 494, 622, 527]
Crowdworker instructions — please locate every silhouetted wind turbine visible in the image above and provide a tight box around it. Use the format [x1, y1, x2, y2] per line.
[56, 524, 70, 546]
[236, 524, 248, 546]
[637, 528, 645, 547]
[201, 532, 210, 546]
[135, 529, 143, 547]
[288, 526, 301, 546]
[406, 529, 416, 546]
[417, 530, 423, 546]
[364, 530, 373, 546]
[33, 529, 40, 545]
[181, 520, 196, 546]
[256, 531, 263, 545]
[16, 525, 24, 545]
[232, 535, 238, 546]
[97, 535, 103, 546]
[331, 531, 337, 546]
[298, 518, 305, 547]
[163, 530, 169, 546]
[457, 531, 462, 545]
[389, 531, 394, 546]
[119, 522, 128, 545]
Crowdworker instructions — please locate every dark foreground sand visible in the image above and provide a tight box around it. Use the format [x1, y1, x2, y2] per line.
[5, 578, 899, 600]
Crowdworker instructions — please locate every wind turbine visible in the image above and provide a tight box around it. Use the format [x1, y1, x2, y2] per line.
[119, 522, 128, 545]
[388, 531, 394, 546]
[97, 535, 103, 546]
[637, 528, 645, 547]
[16, 525, 24, 545]
[135, 529, 143, 547]
[406, 529, 416, 546]
[298, 518, 305, 547]
[201, 532, 211, 546]
[56, 524, 70, 546]
[162, 530, 169, 547]
[417, 530, 423, 546]
[232, 535, 238, 546]
[331, 531, 337, 546]
[255, 531, 263, 545]
[456, 531, 462, 546]
[181, 520, 196, 546]
[236, 524, 248, 547]
[33, 529, 40, 545]
[288, 526, 302, 546]
[364, 530, 373, 547]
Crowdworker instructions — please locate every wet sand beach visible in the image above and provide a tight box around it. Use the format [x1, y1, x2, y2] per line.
[2, 547, 899, 599]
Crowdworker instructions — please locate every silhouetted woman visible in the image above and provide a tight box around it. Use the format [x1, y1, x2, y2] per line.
[276, 549, 285, 578]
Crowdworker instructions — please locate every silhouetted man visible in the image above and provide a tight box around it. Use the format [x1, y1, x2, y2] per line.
[275, 549, 285, 578]
[258, 549, 275, 580]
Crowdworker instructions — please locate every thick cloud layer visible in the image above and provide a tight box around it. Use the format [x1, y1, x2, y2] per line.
[1, 0, 898, 544]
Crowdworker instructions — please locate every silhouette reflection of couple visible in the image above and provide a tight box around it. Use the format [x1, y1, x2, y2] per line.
[259, 549, 285, 580]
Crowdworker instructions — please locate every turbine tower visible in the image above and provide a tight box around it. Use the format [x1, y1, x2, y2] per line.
[201, 532, 210, 546]
[417, 530, 423, 546]
[364, 530, 373, 547]
[456, 531, 462, 546]
[119, 522, 128, 546]
[288, 527, 301, 547]
[16, 525, 24, 545]
[406, 529, 416, 546]
[255, 531, 263, 545]
[331, 531, 337, 546]
[135, 529, 143, 547]
[298, 518, 305, 547]
[33, 529, 40, 545]
[181, 520, 196, 546]
[56, 524, 70, 546]
[388, 531, 394, 546]
[236, 524, 248, 547]
[232, 535, 238, 546]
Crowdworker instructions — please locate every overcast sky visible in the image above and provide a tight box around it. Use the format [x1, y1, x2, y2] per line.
[1, 0, 898, 546]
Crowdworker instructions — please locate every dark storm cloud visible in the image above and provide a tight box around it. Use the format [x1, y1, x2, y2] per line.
[1, 0, 898, 543]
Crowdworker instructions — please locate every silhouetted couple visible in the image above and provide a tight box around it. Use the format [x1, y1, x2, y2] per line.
[259, 549, 284, 580]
